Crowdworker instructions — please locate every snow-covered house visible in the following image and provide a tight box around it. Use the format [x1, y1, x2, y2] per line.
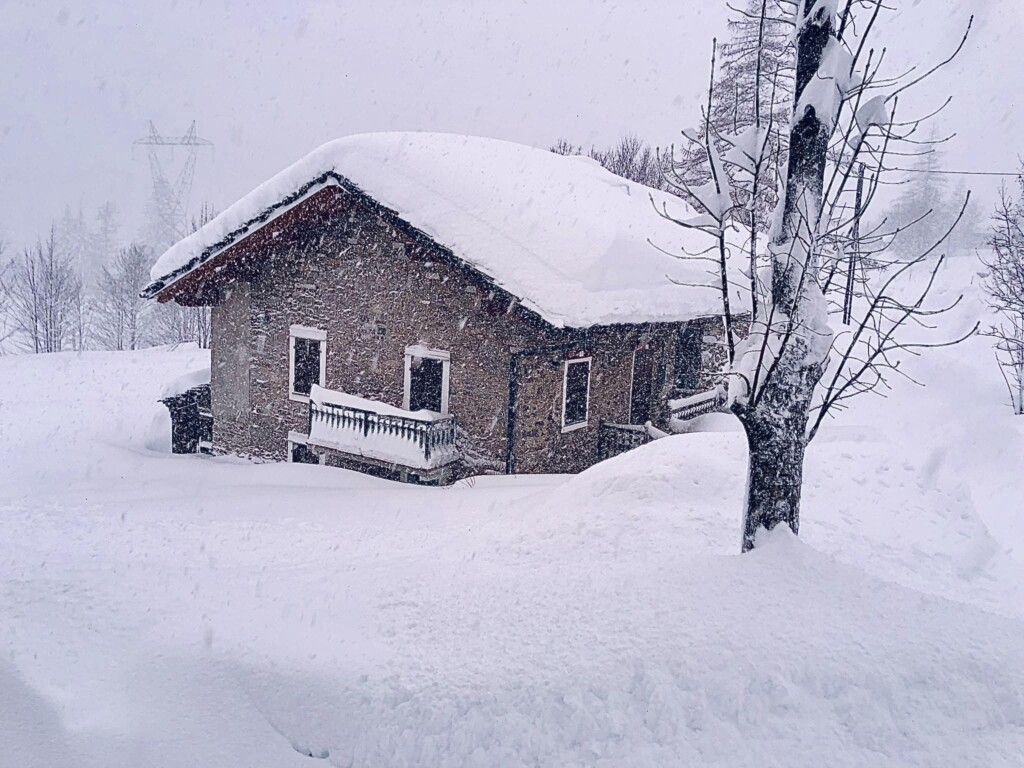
[143, 133, 740, 483]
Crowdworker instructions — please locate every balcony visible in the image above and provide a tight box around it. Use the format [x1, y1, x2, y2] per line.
[597, 388, 726, 463]
[306, 385, 460, 476]
[597, 422, 655, 461]
[670, 388, 726, 422]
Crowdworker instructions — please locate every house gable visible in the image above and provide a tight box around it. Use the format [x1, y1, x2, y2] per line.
[152, 180, 552, 335]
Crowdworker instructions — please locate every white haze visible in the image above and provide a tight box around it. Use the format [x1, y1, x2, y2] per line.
[0, 0, 1019, 250]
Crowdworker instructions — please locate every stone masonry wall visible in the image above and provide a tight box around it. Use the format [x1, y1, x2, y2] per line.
[508, 325, 677, 475]
[204, 185, 693, 477]
[219, 187, 544, 469]
[210, 281, 253, 455]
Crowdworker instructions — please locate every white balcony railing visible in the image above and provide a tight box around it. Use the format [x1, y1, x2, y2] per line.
[669, 388, 726, 422]
[306, 385, 459, 471]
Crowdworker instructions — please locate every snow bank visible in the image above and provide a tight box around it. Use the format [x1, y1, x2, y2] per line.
[161, 364, 211, 399]
[146, 133, 746, 328]
[240, 528, 1024, 768]
[0, 661, 74, 768]
[0, 344, 209, 497]
[3, 259, 1024, 768]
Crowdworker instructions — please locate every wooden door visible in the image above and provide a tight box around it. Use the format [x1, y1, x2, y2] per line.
[630, 346, 656, 425]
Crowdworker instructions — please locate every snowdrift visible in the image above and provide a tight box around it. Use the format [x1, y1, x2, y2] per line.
[2, 255, 1024, 767]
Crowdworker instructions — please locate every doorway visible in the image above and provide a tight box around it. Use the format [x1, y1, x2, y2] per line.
[630, 345, 656, 425]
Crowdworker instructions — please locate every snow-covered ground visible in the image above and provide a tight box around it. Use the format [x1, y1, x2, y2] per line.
[3, 255, 1024, 767]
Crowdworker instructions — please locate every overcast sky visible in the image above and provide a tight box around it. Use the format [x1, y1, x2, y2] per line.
[1, 0, 1019, 251]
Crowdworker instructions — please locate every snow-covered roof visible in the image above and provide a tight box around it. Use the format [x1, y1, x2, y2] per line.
[145, 132, 743, 328]
[160, 365, 211, 399]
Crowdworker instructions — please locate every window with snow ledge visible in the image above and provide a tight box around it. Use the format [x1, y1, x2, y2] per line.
[403, 345, 451, 415]
[561, 357, 592, 432]
[289, 325, 326, 402]
[287, 431, 324, 465]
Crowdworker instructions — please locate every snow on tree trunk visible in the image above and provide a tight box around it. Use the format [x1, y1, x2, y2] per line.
[734, 0, 839, 552]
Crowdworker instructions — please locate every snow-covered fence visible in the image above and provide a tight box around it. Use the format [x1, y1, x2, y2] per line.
[670, 389, 726, 422]
[307, 386, 459, 471]
[597, 422, 653, 461]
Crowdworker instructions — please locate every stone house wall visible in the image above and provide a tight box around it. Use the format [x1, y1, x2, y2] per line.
[198, 184, 713, 477]
[693, 315, 751, 394]
[506, 325, 678, 474]
[210, 282, 252, 454]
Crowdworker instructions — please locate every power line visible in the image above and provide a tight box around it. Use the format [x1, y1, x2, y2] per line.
[892, 168, 1021, 178]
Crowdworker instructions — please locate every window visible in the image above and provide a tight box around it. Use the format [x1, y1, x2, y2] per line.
[403, 346, 450, 414]
[287, 431, 324, 465]
[289, 325, 326, 402]
[561, 357, 592, 431]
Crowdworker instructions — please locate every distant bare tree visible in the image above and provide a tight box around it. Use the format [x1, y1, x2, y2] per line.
[550, 138, 581, 156]
[550, 134, 665, 189]
[95, 243, 152, 351]
[4, 227, 83, 353]
[982, 178, 1024, 414]
[151, 297, 212, 349]
[590, 134, 663, 189]
[0, 239, 12, 351]
[70, 286, 91, 351]
[150, 203, 215, 348]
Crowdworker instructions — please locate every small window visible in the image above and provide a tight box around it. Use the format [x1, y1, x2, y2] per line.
[289, 325, 326, 402]
[403, 346, 451, 415]
[290, 441, 321, 465]
[293, 338, 321, 394]
[561, 357, 592, 431]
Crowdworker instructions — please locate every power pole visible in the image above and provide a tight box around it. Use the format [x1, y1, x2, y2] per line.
[843, 162, 866, 326]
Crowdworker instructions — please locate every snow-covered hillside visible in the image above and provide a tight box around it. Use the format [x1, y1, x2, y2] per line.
[2, 257, 1024, 767]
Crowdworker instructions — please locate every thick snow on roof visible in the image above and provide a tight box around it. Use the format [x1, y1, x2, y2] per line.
[160, 364, 211, 399]
[148, 132, 743, 328]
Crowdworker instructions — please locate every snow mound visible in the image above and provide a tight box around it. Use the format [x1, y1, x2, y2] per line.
[0, 344, 209, 497]
[146, 132, 745, 328]
[243, 530, 1024, 768]
[3, 284, 1024, 768]
[161, 364, 211, 399]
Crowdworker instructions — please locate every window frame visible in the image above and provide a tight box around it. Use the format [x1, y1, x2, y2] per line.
[561, 356, 592, 432]
[403, 345, 451, 415]
[287, 430, 325, 465]
[288, 324, 327, 403]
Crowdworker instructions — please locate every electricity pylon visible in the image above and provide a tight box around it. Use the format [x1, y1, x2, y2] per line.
[134, 121, 213, 249]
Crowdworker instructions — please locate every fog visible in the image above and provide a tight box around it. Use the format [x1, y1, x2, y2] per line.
[1, 0, 1018, 250]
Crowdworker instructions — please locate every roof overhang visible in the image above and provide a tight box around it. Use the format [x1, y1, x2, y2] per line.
[143, 172, 347, 303]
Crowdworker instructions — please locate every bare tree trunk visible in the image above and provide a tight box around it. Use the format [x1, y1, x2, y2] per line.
[739, 361, 818, 550]
[734, 0, 833, 551]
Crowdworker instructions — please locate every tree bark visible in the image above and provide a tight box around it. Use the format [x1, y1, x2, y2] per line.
[738, 371, 815, 551]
